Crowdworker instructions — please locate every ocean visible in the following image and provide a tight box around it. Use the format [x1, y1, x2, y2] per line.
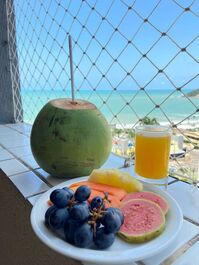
[21, 89, 199, 126]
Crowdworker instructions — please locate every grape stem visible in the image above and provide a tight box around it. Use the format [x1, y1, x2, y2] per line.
[88, 192, 111, 237]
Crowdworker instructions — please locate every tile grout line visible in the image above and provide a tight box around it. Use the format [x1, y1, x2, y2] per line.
[1, 140, 198, 198]
[1, 125, 199, 265]
[168, 179, 179, 185]
[0, 142, 53, 188]
[119, 166, 180, 186]
[0, 144, 30, 176]
[160, 234, 199, 265]
[2, 127, 30, 137]
[134, 214, 199, 264]
[0, 157, 14, 162]
[183, 216, 199, 227]
[4, 123, 31, 136]
[26, 190, 46, 200]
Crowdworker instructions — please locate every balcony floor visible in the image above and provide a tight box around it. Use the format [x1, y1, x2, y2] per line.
[0, 123, 199, 265]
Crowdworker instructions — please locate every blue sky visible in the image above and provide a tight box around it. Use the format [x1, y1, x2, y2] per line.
[14, 0, 199, 91]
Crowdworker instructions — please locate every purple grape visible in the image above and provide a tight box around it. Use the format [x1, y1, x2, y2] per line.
[74, 185, 91, 202]
[107, 207, 124, 225]
[62, 187, 74, 199]
[94, 227, 115, 249]
[101, 210, 121, 233]
[74, 223, 93, 248]
[49, 208, 69, 229]
[70, 202, 90, 222]
[50, 189, 70, 208]
[45, 205, 57, 226]
[90, 196, 105, 210]
[64, 218, 79, 243]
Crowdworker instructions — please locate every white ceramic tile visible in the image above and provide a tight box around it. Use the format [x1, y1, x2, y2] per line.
[0, 159, 29, 176]
[35, 154, 125, 187]
[0, 134, 30, 148]
[35, 153, 125, 186]
[0, 131, 21, 138]
[5, 123, 25, 129]
[120, 166, 176, 185]
[101, 153, 125, 169]
[28, 193, 43, 206]
[0, 148, 14, 161]
[9, 171, 50, 197]
[167, 181, 199, 224]
[141, 220, 199, 265]
[6, 123, 32, 135]
[172, 241, 199, 265]
[8, 145, 32, 158]
[35, 168, 67, 186]
[0, 125, 15, 136]
[20, 155, 40, 169]
[5, 123, 20, 128]
[120, 165, 137, 175]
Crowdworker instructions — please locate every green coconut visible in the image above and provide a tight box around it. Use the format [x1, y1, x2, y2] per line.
[30, 98, 112, 178]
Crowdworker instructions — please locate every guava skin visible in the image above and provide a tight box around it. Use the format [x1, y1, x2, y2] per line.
[118, 199, 166, 243]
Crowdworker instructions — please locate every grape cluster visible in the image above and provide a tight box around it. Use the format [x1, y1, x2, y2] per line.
[45, 185, 124, 249]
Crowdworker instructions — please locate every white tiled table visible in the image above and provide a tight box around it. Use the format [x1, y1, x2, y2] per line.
[0, 123, 199, 265]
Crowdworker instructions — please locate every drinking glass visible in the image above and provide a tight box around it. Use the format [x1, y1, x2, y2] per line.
[135, 125, 172, 188]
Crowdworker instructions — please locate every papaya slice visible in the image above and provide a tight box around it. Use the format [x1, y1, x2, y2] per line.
[47, 199, 53, 206]
[69, 180, 127, 200]
[70, 186, 104, 198]
[103, 195, 121, 208]
[47, 181, 124, 208]
[70, 186, 121, 208]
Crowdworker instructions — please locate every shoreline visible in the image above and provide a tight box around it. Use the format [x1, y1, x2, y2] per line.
[112, 119, 199, 131]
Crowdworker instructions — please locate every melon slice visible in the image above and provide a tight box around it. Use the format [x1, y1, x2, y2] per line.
[89, 168, 143, 193]
[122, 191, 169, 215]
[118, 199, 165, 243]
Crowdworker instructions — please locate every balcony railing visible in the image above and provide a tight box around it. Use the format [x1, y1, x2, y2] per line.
[1, 0, 199, 183]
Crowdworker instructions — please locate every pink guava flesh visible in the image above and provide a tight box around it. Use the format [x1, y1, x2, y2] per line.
[119, 199, 165, 237]
[122, 191, 169, 215]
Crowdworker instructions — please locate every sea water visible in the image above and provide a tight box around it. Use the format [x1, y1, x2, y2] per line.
[21, 89, 199, 125]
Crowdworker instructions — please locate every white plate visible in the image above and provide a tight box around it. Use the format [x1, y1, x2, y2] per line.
[31, 177, 183, 265]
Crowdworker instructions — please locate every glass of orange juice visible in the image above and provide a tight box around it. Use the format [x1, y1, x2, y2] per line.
[135, 125, 172, 188]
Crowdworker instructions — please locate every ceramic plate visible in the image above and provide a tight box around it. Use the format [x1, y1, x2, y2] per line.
[31, 177, 183, 265]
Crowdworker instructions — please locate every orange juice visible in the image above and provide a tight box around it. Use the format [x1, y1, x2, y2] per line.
[135, 126, 171, 180]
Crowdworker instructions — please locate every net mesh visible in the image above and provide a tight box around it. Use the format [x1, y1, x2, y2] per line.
[6, 0, 199, 181]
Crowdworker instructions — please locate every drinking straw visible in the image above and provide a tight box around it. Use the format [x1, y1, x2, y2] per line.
[68, 35, 75, 102]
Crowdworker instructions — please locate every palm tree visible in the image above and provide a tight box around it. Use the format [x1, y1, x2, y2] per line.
[140, 116, 159, 125]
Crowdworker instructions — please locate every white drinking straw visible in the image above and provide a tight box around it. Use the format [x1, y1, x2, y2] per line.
[68, 35, 75, 102]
